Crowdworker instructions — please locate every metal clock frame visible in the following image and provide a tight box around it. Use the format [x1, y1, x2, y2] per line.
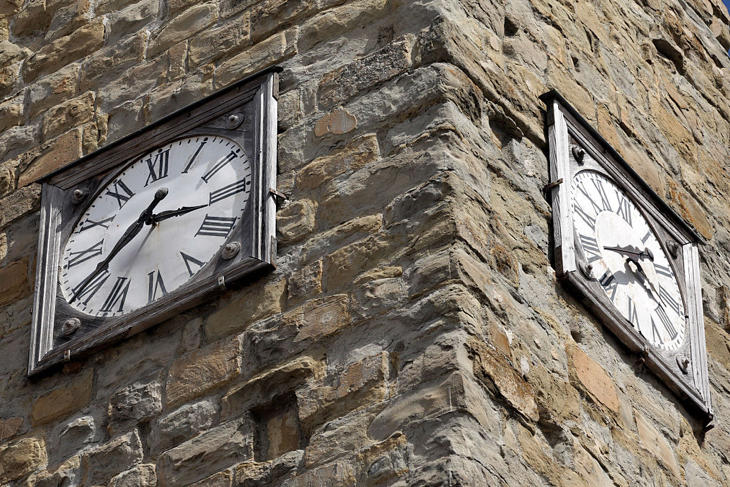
[29, 69, 280, 376]
[541, 91, 712, 424]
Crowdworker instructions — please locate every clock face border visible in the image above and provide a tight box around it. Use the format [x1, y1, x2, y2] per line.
[29, 69, 279, 376]
[540, 91, 713, 422]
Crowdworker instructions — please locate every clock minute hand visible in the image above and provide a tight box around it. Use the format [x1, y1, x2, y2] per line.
[150, 204, 207, 224]
[70, 188, 168, 303]
[604, 245, 654, 261]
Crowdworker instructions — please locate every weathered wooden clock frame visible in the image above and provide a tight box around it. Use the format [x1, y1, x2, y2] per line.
[29, 69, 280, 376]
[541, 91, 713, 424]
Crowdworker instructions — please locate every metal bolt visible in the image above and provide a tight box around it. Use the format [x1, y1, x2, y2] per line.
[61, 317, 81, 337]
[667, 241, 679, 259]
[677, 355, 690, 374]
[221, 241, 240, 260]
[71, 188, 87, 203]
[572, 146, 586, 164]
[226, 113, 243, 129]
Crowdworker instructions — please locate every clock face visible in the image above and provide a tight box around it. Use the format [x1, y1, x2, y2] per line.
[571, 171, 686, 352]
[59, 135, 252, 317]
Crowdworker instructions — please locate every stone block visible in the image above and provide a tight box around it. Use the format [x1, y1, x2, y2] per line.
[287, 260, 323, 303]
[107, 0, 159, 43]
[300, 214, 383, 264]
[150, 398, 218, 455]
[158, 417, 254, 486]
[108, 379, 163, 435]
[168, 41, 187, 80]
[314, 108, 357, 137]
[318, 39, 412, 110]
[31, 370, 93, 426]
[297, 134, 379, 190]
[285, 294, 350, 343]
[108, 463, 157, 487]
[216, 26, 298, 88]
[566, 343, 620, 413]
[0, 417, 23, 442]
[96, 0, 138, 15]
[0, 40, 28, 66]
[0, 437, 47, 483]
[11, 0, 51, 38]
[297, 0, 389, 52]
[324, 235, 392, 291]
[22, 21, 105, 83]
[81, 430, 144, 486]
[80, 32, 146, 92]
[0, 96, 23, 133]
[97, 56, 167, 111]
[24, 455, 80, 487]
[18, 128, 83, 187]
[190, 469, 233, 486]
[148, 3, 219, 58]
[41, 91, 95, 141]
[52, 416, 95, 463]
[205, 276, 287, 341]
[634, 410, 680, 478]
[248, 0, 316, 42]
[26, 64, 79, 119]
[45, 0, 91, 42]
[277, 199, 317, 245]
[0, 258, 31, 307]
[189, 17, 249, 68]
[166, 337, 241, 407]
[106, 99, 146, 143]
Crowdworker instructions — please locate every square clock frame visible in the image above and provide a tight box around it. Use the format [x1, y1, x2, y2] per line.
[541, 91, 713, 424]
[29, 70, 279, 375]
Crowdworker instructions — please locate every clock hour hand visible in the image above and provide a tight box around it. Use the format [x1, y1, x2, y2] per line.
[626, 257, 666, 309]
[604, 245, 654, 262]
[70, 188, 168, 303]
[149, 204, 207, 224]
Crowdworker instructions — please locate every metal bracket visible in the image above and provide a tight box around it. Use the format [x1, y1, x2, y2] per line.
[270, 188, 288, 208]
[542, 178, 563, 195]
[217, 275, 226, 290]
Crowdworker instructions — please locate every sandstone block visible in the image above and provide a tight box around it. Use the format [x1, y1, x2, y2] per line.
[0, 437, 47, 483]
[204, 276, 286, 341]
[0, 0, 22, 16]
[18, 128, 83, 187]
[277, 88, 301, 131]
[0, 96, 23, 133]
[150, 398, 218, 455]
[22, 22, 104, 83]
[300, 214, 383, 263]
[108, 463, 157, 487]
[314, 108, 357, 137]
[248, 0, 315, 42]
[298, 0, 389, 52]
[0, 417, 23, 442]
[31, 370, 93, 426]
[0, 258, 31, 307]
[286, 459, 356, 486]
[12, 0, 50, 38]
[41, 91, 95, 141]
[81, 430, 144, 486]
[566, 343, 619, 413]
[24, 455, 80, 487]
[0, 40, 28, 66]
[53, 416, 95, 462]
[80, 32, 146, 92]
[107, 0, 159, 43]
[45, 0, 91, 42]
[158, 417, 254, 486]
[96, 0, 138, 15]
[634, 410, 680, 477]
[286, 294, 350, 343]
[277, 199, 317, 245]
[319, 39, 412, 109]
[189, 17, 249, 68]
[190, 469, 233, 486]
[287, 260, 323, 303]
[297, 134, 379, 190]
[148, 3, 219, 58]
[108, 379, 163, 435]
[216, 26, 298, 88]
[324, 235, 392, 291]
[26, 64, 79, 119]
[166, 337, 241, 407]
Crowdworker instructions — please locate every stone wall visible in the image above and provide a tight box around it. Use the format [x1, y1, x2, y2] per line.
[0, 0, 729, 485]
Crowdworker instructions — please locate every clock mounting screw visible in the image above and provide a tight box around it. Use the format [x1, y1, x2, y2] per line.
[667, 241, 679, 258]
[61, 318, 81, 337]
[571, 146, 585, 164]
[226, 113, 244, 129]
[221, 241, 241, 260]
[71, 188, 87, 203]
[677, 355, 690, 374]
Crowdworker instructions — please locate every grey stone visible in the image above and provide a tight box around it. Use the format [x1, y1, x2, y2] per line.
[108, 463, 157, 487]
[81, 430, 144, 486]
[52, 415, 95, 463]
[150, 398, 218, 455]
[108, 379, 163, 434]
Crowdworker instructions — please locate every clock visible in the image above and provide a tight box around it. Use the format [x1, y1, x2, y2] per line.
[541, 91, 712, 423]
[29, 69, 279, 375]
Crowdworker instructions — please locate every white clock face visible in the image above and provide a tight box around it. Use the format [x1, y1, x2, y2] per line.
[571, 171, 686, 352]
[60, 135, 251, 317]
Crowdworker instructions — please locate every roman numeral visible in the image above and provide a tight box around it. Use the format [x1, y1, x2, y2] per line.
[658, 285, 682, 316]
[99, 276, 130, 313]
[573, 204, 596, 230]
[71, 271, 109, 306]
[195, 215, 237, 238]
[147, 270, 168, 303]
[106, 180, 135, 209]
[599, 271, 618, 301]
[144, 148, 170, 186]
[79, 216, 114, 232]
[576, 184, 604, 214]
[67, 240, 104, 268]
[654, 263, 673, 279]
[628, 297, 639, 327]
[591, 179, 612, 211]
[201, 151, 238, 183]
[180, 252, 206, 277]
[578, 234, 602, 263]
[182, 138, 208, 173]
[616, 194, 632, 225]
[209, 178, 248, 205]
[652, 306, 678, 341]
[641, 230, 652, 244]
